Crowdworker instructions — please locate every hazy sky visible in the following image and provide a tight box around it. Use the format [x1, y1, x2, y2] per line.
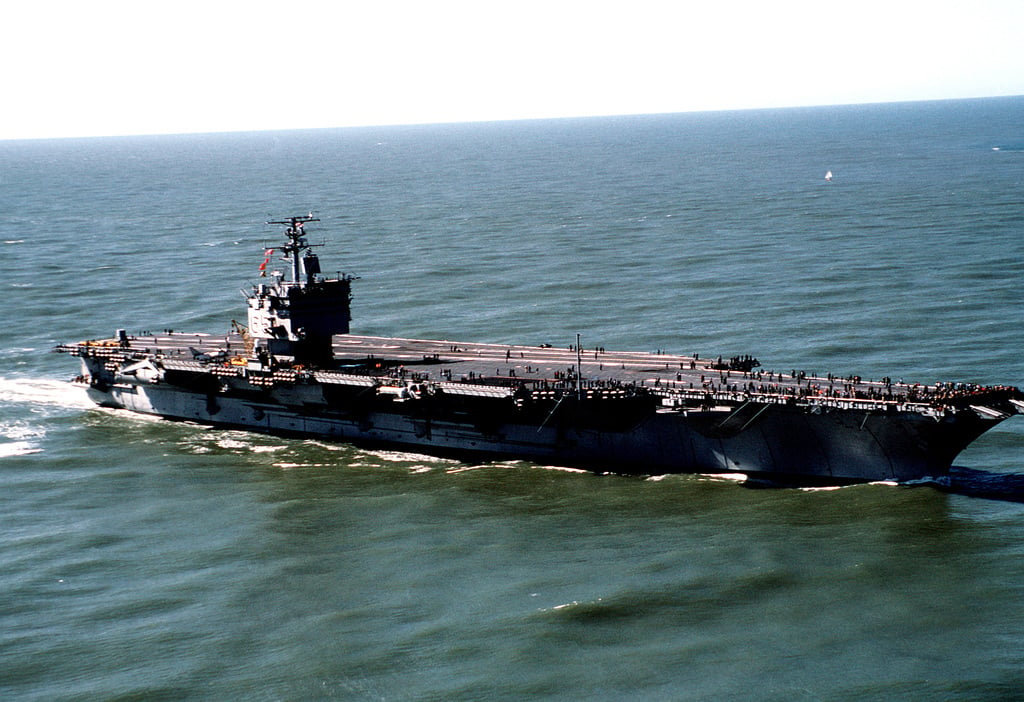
[4, 0, 1022, 140]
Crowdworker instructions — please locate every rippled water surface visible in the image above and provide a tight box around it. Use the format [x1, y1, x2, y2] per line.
[2, 97, 1024, 700]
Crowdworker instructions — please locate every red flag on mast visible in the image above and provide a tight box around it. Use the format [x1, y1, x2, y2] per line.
[258, 248, 274, 276]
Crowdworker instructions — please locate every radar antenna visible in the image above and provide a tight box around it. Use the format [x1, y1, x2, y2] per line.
[265, 213, 321, 285]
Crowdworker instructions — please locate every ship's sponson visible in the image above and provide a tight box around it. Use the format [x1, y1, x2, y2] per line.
[58, 331, 1024, 484]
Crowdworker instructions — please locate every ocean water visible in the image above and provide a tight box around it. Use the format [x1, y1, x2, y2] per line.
[2, 96, 1024, 700]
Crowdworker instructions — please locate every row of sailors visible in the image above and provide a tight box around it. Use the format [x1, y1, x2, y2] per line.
[698, 380, 1019, 404]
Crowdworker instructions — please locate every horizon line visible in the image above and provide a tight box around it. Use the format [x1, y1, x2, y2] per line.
[3, 93, 1022, 144]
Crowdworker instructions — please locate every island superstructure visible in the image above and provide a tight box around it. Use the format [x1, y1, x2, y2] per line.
[57, 215, 1024, 484]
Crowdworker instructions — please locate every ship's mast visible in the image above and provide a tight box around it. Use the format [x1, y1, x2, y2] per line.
[266, 213, 320, 287]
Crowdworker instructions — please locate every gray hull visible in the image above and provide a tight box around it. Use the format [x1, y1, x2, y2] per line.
[83, 359, 1005, 484]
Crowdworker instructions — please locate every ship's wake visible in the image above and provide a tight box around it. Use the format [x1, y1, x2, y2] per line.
[0, 376, 93, 411]
[0, 377, 94, 458]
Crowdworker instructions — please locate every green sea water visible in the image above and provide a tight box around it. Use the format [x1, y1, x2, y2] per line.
[2, 97, 1024, 700]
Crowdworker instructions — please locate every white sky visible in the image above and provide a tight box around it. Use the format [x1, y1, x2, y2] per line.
[4, 0, 1023, 140]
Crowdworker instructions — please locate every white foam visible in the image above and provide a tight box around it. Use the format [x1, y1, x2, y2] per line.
[0, 377, 93, 411]
[646, 472, 749, 483]
[251, 444, 287, 453]
[445, 465, 489, 474]
[545, 597, 604, 612]
[798, 480, 899, 493]
[101, 407, 166, 424]
[0, 420, 46, 458]
[0, 440, 42, 457]
[215, 438, 250, 450]
[304, 440, 350, 452]
[697, 472, 749, 482]
[1, 420, 43, 442]
[534, 464, 589, 474]
[273, 462, 333, 469]
[363, 448, 458, 465]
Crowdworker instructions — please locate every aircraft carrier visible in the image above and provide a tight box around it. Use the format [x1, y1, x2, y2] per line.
[57, 215, 1024, 484]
